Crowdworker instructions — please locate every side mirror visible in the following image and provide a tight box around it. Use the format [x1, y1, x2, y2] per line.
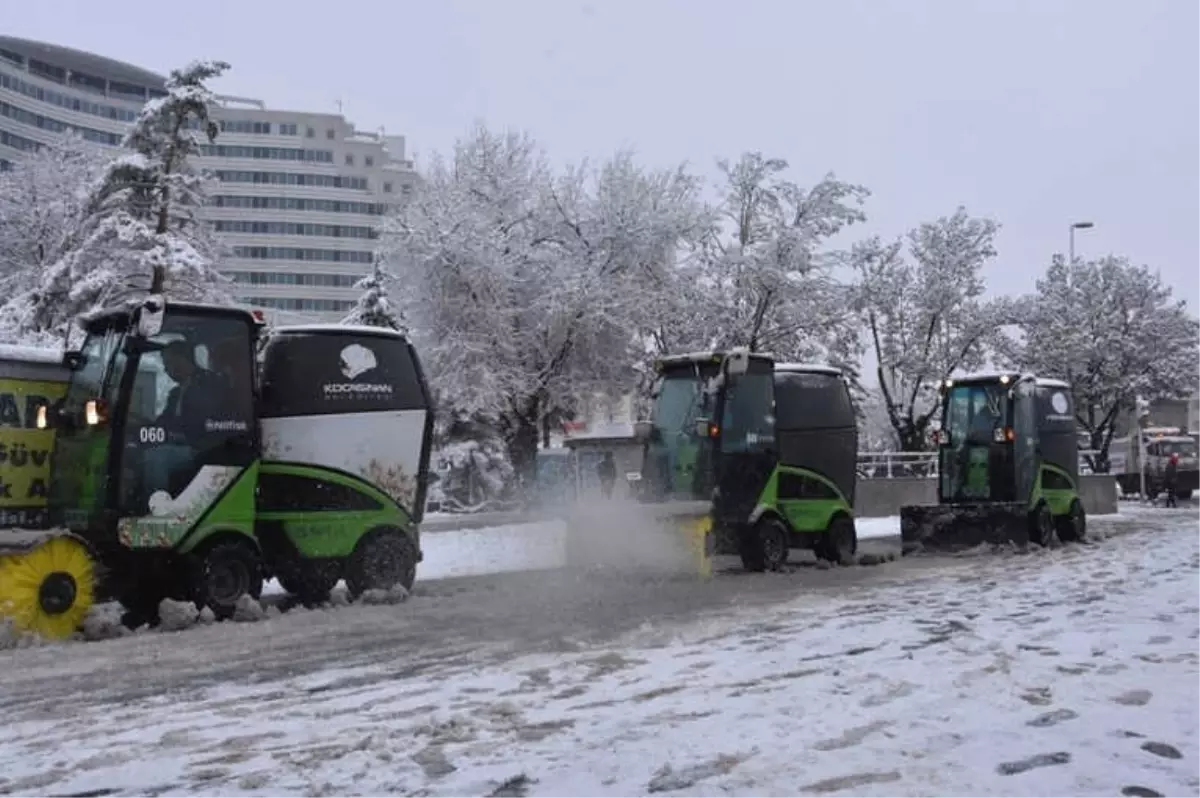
[136, 294, 165, 338]
[633, 420, 652, 441]
[62, 350, 84, 370]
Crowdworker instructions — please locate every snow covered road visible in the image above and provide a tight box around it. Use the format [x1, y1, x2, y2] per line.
[0, 508, 1197, 796]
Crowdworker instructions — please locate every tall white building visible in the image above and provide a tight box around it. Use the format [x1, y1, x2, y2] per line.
[0, 36, 417, 321]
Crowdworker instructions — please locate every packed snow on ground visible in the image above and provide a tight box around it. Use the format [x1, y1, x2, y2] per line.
[1, 510, 1196, 797]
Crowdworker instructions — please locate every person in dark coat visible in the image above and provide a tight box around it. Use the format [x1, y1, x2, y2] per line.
[1163, 452, 1179, 508]
[597, 451, 617, 499]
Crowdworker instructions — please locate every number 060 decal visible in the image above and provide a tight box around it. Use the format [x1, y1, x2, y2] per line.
[138, 426, 167, 444]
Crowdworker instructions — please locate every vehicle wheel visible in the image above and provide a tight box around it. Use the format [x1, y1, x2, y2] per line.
[1057, 499, 1087, 543]
[345, 526, 419, 599]
[277, 561, 340, 606]
[817, 514, 858, 565]
[1029, 502, 1059, 548]
[749, 517, 790, 572]
[189, 539, 264, 620]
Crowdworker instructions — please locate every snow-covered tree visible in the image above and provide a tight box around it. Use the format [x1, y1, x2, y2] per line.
[857, 387, 901, 453]
[1014, 254, 1199, 472]
[851, 207, 1008, 451]
[0, 133, 109, 300]
[12, 60, 232, 341]
[342, 255, 406, 332]
[383, 123, 707, 484]
[687, 153, 869, 371]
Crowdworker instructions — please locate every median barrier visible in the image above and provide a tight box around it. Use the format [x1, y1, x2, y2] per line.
[424, 473, 1120, 534]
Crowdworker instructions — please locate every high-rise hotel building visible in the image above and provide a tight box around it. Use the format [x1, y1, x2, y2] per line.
[0, 36, 416, 321]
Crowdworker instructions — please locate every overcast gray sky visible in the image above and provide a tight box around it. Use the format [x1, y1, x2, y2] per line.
[6, 0, 1197, 310]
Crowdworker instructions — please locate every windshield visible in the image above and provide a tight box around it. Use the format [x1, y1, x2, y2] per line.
[645, 369, 712, 498]
[720, 372, 775, 453]
[944, 382, 1008, 445]
[49, 324, 127, 527]
[61, 327, 126, 421]
[1160, 440, 1197, 458]
[652, 373, 705, 437]
[940, 382, 1012, 502]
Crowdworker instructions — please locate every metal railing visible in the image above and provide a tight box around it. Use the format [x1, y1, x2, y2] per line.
[856, 451, 938, 479]
[857, 449, 1107, 479]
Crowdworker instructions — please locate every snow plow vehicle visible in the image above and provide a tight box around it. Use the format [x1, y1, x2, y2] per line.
[566, 349, 860, 575]
[900, 373, 1086, 551]
[0, 297, 435, 639]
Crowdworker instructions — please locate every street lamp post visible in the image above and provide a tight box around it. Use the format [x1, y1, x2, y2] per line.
[1069, 221, 1094, 263]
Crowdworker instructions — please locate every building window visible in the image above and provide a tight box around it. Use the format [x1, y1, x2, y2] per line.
[279, 123, 298, 136]
[345, 153, 354, 166]
[213, 171, 369, 191]
[232, 246, 375, 264]
[108, 80, 147, 101]
[198, 145, 333, 163]
[213, 220, 378, 239]
[383, 182, 393, 194]
[326, 128, 336, 140]
[227, 271, 364, 288]
[243, 297, 356, 312]
[364, 155, 374, 167]
[0, 69, 139, 123]
[219, 120, 273, 135]
[212, 195, 386, 214]
[0, 101, 123, 146]
[306, 126, 315, 138]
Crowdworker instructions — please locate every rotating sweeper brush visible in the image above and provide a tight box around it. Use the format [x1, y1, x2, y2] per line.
[0, 531, 96, 640]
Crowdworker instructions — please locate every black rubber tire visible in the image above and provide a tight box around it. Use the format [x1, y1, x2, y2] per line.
[1029, 502, 1059, 548]
[1057, 499, 1087, 543]
[752, 517, 790, 572]
[189, 539, 264, 620]
[277, 561, 340, 606]
[117, 569, 184, 629]
[817, 514, 858, 565]
[344, 527, 419, 599]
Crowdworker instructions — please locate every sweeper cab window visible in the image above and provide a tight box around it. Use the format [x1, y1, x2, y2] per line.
[939, 382, 1014, 503]
[644, 364, 718, 498]
[114, 311, 256, 515]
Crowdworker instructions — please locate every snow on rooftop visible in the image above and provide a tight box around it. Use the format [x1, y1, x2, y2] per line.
[273, 323, 409, 340]
[953, 372, 1071, 390]
[775, 362, 842, 376]
[0, 344, 62, 365]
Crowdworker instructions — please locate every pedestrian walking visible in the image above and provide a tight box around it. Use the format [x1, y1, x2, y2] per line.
[1163, 452, 1179, 508]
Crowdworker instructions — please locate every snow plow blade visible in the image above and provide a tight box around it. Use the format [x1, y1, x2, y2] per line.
[0, 528, 98, 640]
[900, 501, 1030, 552]
[563, 499, 714, 578]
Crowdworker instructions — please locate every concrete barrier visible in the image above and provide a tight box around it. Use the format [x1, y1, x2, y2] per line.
[855, 478, 936, 517]
[854, 475, 1119, 518]
[1079, 474, 1118, 515]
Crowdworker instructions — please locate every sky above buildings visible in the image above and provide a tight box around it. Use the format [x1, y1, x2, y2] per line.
[5, 0, 1197, 311]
